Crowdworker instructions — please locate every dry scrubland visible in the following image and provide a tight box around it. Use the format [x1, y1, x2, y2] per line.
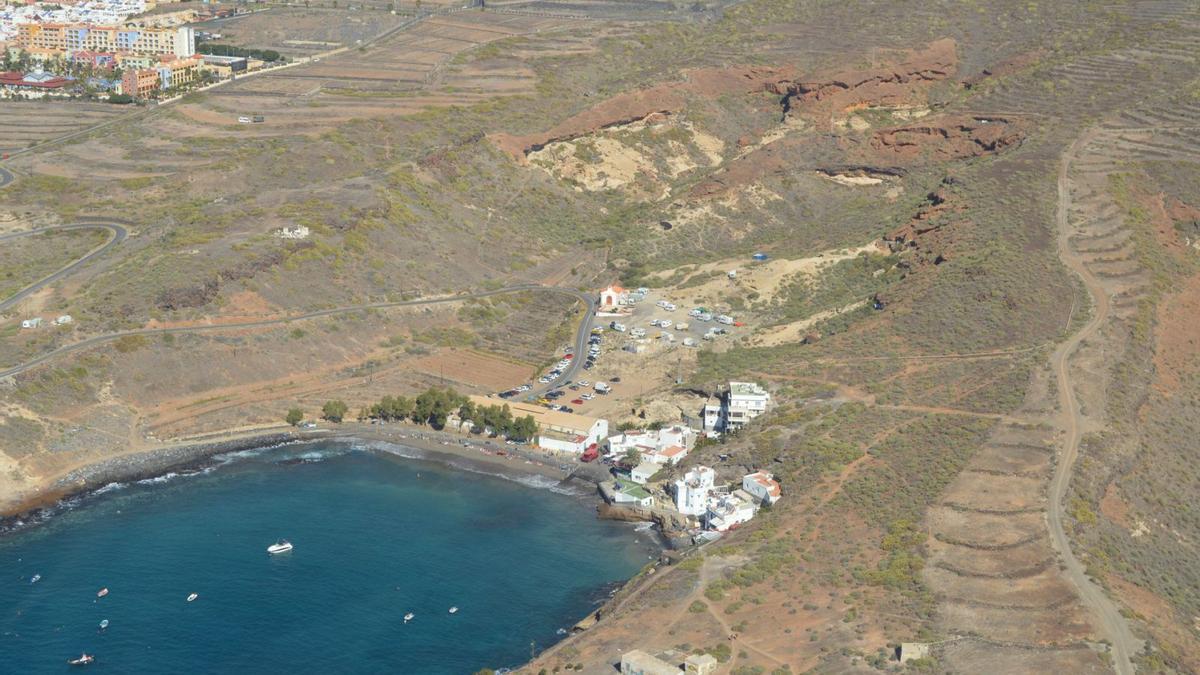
[2, 0, 1200, 673]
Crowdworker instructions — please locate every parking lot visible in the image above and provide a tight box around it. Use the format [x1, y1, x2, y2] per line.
[605, 287, 741, 348]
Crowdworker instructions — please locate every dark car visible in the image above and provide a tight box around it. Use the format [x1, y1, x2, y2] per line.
[561, 407, 575, 413]
[583, 362, 593, 370]
[611, 376, 622, 383]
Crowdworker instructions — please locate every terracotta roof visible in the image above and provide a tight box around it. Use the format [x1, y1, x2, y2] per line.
[747, 471, 781, 496]
[658, 445, 686, 458]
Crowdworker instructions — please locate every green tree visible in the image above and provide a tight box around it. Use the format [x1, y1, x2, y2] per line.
[624, 448, 641, 466]
[285, 408, 304, 426]
[322, 400, 349, 423]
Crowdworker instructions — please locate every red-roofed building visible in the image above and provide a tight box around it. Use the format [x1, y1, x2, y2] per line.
[0, 70, 71, 94]
[742, 471, 782, 505]
[599, 284, 627, 308]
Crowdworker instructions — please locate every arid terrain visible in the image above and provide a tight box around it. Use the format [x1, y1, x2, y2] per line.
[2, 0, 1200, 673]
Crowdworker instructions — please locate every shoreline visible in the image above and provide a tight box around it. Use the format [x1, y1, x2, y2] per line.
[0, 421, 617, 532]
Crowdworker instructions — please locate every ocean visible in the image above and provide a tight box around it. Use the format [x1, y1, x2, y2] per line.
[0, 443, 651, 673]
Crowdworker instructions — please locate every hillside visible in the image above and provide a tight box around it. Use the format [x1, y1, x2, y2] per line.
[2, 0, 1199, 673]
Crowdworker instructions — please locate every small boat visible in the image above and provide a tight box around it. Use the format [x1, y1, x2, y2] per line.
[187, 593, 199, 602]
[67, 653, 94, 666]
[30, 574, 41, 584]
[267, 539, 293, 555]
[99, 619, 109, 630]
[556, 628, 568, 636]
[96, 588, 109, 598]
[448, 606, 458, 614]
[403, 612, 414, 624]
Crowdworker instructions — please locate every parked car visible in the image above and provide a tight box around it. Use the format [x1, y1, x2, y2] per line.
[581, 393, 594, 400]
[571, 399, 584, 405]
[578, 380, 590, 387]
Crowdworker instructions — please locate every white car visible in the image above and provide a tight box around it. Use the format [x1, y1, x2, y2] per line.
[659, 319, 672, 329]
[663, 303, 676, 311]
[578, 380, 590, 387]
[581, 393, 594, 400]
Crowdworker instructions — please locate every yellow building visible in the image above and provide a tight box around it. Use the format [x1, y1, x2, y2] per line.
[17, 24, 195, 59]
[156, 57, 200, 90]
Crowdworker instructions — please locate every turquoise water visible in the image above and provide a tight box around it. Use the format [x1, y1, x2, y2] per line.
[0, 443, 650, 673]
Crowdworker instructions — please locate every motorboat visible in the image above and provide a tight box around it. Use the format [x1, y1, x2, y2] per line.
[99, 619, 109, 630]
[448, 606, 458, 614]
[267, 539, 293, 555]
[67, 654, 94, 666]
[187, 593, 199, 602]
[30, 574, 41, 584]
[97, 588, 109, 598]
[403, 612, 414, 623]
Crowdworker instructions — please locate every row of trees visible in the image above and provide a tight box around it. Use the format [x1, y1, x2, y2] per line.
[363, 387, 538, 441]
[285, 387, 539, 442]
[196, 43, 283, 62]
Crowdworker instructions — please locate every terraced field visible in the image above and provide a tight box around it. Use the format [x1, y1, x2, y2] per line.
[0, 104, 130, 155]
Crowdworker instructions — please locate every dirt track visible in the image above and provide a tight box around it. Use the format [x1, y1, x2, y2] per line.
[1048, 129, 1139, 675]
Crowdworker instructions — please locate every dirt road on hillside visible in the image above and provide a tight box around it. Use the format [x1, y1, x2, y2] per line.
[1049, 130, 1140, 675]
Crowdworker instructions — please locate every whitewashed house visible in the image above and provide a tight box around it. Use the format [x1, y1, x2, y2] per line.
[704, 490, 757, 532]
[607, 426, 696, 465]
[742, 471, 782, 505]
[702, 381, 770, 433]
[20, 317, 43, 329]
[630, 462, 658, 484]
[53, 315, 73, 325]
[674, 466, 715, 516]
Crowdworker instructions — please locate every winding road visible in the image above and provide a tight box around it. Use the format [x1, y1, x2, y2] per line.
[1047, 131, 1139, 674]
[0, 220, 129, 314]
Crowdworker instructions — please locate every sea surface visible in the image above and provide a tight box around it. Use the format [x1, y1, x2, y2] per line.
[0, 443, 651, 673]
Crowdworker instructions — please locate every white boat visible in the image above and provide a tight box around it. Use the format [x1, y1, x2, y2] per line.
[30, 574, 41, 584]
[448, 606, 458, 614]
[403, 612, 414, 623]
[67, 653, 94, 666]
[97, 587, 109, 598]
[187, 593, 199, 602]
[267, 539, 293, 554]
[99, 619, 109, 630]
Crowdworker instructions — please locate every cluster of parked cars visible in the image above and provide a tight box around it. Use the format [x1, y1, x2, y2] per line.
[497, 383, 532, 399]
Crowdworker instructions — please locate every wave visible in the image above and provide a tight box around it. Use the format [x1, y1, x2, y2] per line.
[136, 472, 178, 486]
[93, 481, 128, 495]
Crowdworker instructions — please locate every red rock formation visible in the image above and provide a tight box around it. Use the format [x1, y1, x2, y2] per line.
[868, 115, 1025, 162]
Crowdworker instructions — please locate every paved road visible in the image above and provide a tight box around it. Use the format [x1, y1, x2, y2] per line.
[530, 294, 597, 397]
[0, 284, 593, 380]
[0, 167, 13, 188]
[1048, 130, 1140, 675]
[0, 220, 129, 314]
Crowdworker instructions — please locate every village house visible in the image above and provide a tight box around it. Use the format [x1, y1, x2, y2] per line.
[702, 381, 770, 434]
[704, 490, 757, 532]
[673, 465, 715, 516]
[155, 56, 200, 90]
[468, 396, 608, 454]
[629, 462, 658, 485]
[607, 426, 696, 464]
[20, 317, 43, 329]
[741, 471, 781, 505]
[611, 478, 654, 508]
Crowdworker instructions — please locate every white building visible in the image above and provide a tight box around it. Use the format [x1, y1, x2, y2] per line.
[54, 315, 73, 325]
[742, 471, 782, 505]
[621, 650, 681, 675]
[612, 478, 655, 508]
[20, 317, 43, 329]
[705, 490, 757, 532]
[630, 462, 658, 484]
[598, 284, 628, 310]
[673, 466, 715, 516]
[608, 426, 696, 464]
[468, 396, 607, 454]
[702, 381, 770, 433]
